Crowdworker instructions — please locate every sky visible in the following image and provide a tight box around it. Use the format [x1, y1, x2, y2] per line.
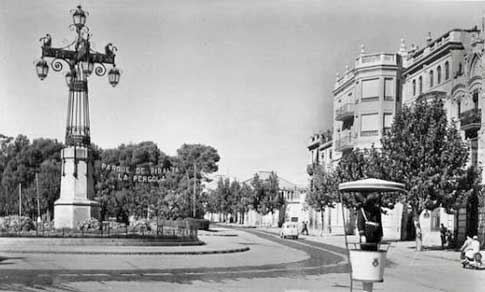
[1, 0, 485, 186]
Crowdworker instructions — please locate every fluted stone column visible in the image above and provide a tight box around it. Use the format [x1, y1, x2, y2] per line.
[479, 51, 485, 182]
[54, 70, 98, 229]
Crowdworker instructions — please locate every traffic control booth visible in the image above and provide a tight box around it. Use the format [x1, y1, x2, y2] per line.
[338, 178, 407, 292]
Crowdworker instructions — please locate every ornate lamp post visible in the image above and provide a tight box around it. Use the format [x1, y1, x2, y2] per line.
[35, 5, 121, 229]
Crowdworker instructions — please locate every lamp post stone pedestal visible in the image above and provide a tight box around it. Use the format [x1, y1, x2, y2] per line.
[54, 147, 98, 229]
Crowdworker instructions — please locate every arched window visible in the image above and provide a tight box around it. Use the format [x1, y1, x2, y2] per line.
[445, 61, 449, 80]
[429, 70, 434, 88]
[412, 79, 416, 96]
[437, 66, 441, 84]
[418, 76, 423, 94]
[458, 63, 463, 75]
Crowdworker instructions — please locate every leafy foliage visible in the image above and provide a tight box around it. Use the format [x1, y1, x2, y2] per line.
[0, 135, 63, 218]
[306, 165, 339, 212]
[0, 134, 220, 222]
[250, 172, 283, 215]
[335, 146, 398, 209]
[95, 142, 220, 221]
[381, 97, 477, 216]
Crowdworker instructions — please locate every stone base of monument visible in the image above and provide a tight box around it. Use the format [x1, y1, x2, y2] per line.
[54, 200, 99, 229]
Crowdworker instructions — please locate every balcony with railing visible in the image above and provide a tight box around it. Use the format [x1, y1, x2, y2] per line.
[460, 108, 481, 131]
[308, 132, 332, 150]
[355, 53, 397, 69]
[335, 131, 354, 152]
[335, 103, 355, 121]
[406, 29, 469, 69]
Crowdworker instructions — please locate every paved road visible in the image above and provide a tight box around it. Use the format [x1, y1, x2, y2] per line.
[0, 228, 348, 291]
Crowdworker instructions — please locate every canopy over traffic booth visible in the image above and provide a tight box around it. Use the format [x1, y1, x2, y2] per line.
[338, 178, 407, 292]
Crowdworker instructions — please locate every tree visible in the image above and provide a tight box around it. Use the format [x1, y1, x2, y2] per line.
[229, 180, 241, 223]
[176, 144, 221, 218]
[335, 146, 397, 209]
[214, 177, 232, 221]
[176, 144, 220, 176]
[0, 135, 63, 217]
[235, 183, 253, 224]
[249, 172, 282, 225]
[381, 97, 478, 250]
[306, 165, 339, 235]
[201, 190, 219, 221]
[38, 159, 61, 220]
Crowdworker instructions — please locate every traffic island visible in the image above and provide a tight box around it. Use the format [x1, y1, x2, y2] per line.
[0, 234, 251, 256]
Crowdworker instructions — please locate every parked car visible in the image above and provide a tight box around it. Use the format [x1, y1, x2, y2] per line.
[280, 222, 299, 239]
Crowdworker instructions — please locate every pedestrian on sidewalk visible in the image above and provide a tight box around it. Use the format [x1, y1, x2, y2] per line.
[301, 221, 309, 235]
[440, 224, 448, 249]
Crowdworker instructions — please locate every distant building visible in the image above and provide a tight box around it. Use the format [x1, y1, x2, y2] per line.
[242, 171, 307, 227]
[307, 131, 333, 172]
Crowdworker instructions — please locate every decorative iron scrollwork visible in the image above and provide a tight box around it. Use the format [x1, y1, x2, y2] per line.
[51, 58, 65, 72]
[94, 63, 106, 76]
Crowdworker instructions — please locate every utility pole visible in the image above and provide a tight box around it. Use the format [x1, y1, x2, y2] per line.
[18, 183, 22, 217]
[36, 172, 41, 222]
[193, 162, 196, 218]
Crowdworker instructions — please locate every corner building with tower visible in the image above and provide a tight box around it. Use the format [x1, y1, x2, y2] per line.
[309, 26, 485, 245]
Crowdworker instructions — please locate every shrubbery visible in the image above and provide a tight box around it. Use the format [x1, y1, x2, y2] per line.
[78, 217, 100, 231]
[130, 218, 150, 232]
[185, 218, 210, 231]
[0, 216, 35, 232]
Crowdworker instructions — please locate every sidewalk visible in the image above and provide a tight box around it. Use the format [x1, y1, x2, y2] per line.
[252, 225, 462, 263]
[233, 225, 482, 292]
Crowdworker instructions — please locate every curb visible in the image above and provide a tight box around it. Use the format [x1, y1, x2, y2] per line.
[199, 234, 238, 237]
[0, 247, 250, 256]
[0, 237, 205, 247]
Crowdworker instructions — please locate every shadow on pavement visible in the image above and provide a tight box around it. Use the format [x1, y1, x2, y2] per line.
[0, 227, 350, 291]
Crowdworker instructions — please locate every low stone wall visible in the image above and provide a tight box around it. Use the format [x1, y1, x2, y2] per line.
[0, 237, 204, 247]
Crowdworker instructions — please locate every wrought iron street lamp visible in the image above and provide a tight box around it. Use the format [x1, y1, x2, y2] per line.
[35, 58, 49, 80]
[81, 60, 94, 76]
[108, 65, 120, 87]
[35, 5, 121, 229]
[35, 5, 121, 88]
[72, 5, 87, 29]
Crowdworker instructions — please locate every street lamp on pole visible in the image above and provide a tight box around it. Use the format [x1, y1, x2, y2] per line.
[35, 5, 121, 229]
[35, 5, 121, 88]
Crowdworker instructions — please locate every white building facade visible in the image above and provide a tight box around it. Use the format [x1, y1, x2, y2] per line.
[402, 28, 485, 244]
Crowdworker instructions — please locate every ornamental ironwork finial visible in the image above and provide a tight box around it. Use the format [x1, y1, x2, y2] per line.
[35, 5, 121, 87]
